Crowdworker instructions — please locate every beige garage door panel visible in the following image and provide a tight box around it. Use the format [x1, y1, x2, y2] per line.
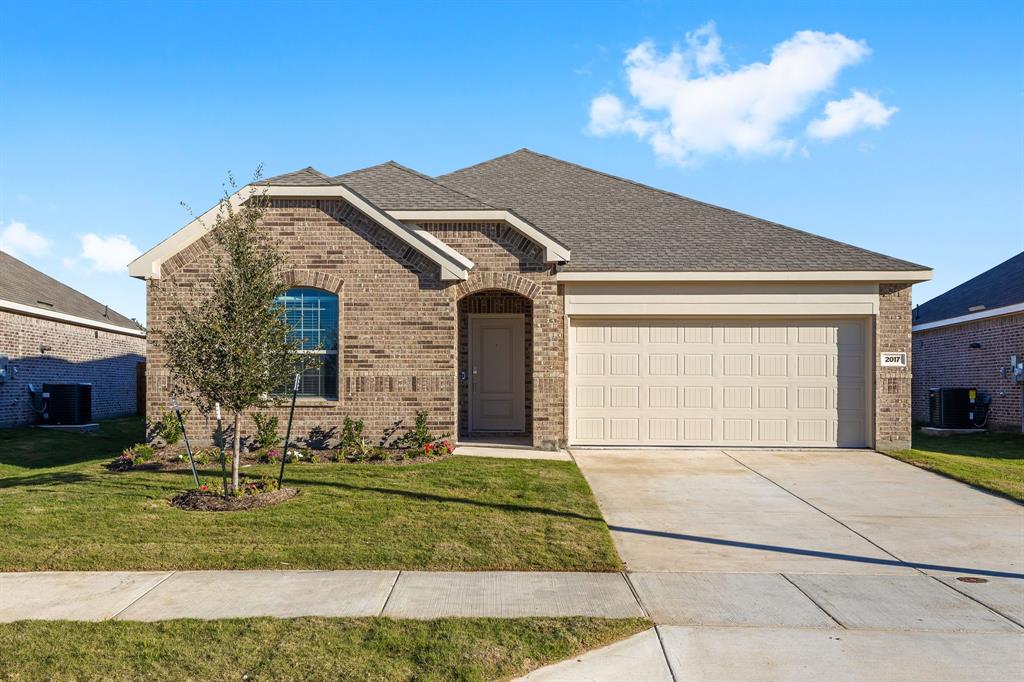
[570, 319, 868, 447]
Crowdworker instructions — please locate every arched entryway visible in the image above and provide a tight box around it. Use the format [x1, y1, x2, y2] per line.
[458, 289, 533, 442]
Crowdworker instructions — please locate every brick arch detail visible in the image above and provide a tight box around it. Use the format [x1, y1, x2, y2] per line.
[281, 269, 344, 294]
[455, 272, 540, 300]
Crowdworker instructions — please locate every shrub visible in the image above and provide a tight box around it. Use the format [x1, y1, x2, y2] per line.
[147, 410, 187, 445]
[341, 416, 365, 449]
[110, 443, 154, 471]
[252, 413, 280, 450]
[236, 475, 279, 496]
[178, 447, 215, 466]
[394, 411, 434, 449]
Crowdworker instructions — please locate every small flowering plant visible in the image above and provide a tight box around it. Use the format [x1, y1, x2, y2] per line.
[257, 449, 282, 464]
[109, 443, 154, 471]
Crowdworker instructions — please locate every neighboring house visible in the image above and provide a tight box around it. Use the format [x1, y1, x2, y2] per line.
[912, 252, 1024, 431]
[131, 149, 932, 451]
[0, 251, 146, 427]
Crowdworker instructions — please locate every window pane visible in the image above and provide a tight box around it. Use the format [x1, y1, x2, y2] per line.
[296, 354, 338, 400]
[278, 288, 339, 352]
[276, 287, 339, 399]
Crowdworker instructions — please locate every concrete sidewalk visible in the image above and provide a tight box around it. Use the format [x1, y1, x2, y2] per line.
[4, 569, 1022, 680]
[2, 569, 1021, 631]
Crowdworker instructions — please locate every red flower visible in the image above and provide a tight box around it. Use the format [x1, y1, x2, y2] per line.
[424, 443, 432, 453]
[200, 484, 208, 491]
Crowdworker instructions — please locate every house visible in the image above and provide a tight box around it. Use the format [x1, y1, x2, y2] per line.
[131, 149, 932, 451]
[0, 251, 146, 427]
[912, 251, 1024, 431]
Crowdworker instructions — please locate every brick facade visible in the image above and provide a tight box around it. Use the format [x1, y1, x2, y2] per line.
[874, 283, 914, 451]
[912, 312, 1024, 430]
[0, 310, 145, 427]
[144, 199, 916, 452]
[145, 202, 564, 448]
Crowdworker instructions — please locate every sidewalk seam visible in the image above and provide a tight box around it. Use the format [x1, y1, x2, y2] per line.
[108, 571, 176, 621]
[723, 449, 1024, 632]
[622, 571, 652, 620]
[378, 570, 402, 616]
[653, 625, 678, 682]
[928, 576, 1024, 630]
[780, 572, 846, 629]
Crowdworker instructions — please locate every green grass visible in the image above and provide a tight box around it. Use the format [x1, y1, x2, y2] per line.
[887, 428, 1024, 501]
[0, 418, 620, 571]
[0, 616, 649, 681]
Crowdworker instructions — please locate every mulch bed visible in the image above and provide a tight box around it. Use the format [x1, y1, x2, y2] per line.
[170, 487, 299, 512]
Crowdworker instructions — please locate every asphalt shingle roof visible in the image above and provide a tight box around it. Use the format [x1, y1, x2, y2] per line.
[259, 166, 339, 186]
[337, 162, 493, 210]
[439, 149, 929, 273]
[0, 251, 141, 331]
[913, 251, 1024, 325]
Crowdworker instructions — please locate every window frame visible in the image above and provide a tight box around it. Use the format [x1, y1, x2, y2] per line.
[276, 286, 340, 401]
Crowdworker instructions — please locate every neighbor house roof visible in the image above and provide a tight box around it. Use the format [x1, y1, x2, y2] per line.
[913, 251, 1024, 326]
[439, 148, 929, 273]
[0, 250, 143, 335]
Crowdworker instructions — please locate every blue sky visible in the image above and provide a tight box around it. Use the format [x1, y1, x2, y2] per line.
[1, 0, 1021, 324]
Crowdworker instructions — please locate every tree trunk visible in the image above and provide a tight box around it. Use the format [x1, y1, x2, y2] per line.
[232, 412, 241, 491]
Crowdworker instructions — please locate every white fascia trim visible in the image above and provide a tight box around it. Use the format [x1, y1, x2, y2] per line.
[129, 186, 256, 279]
[129, 185, 471, 281]
[556, 270, 934, 283]
[912, 301, 1024, 332]
[387, 210, 571, 263]
[0, 299, 145, 337]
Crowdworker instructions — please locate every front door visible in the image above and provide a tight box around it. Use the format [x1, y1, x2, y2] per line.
[470, 315, 525, 431]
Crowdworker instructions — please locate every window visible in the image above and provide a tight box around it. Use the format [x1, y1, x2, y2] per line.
[277, 287, 339, 399]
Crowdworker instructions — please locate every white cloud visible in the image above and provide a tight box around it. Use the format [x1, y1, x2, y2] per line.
[588, 24, 891, 164]
[807, 90, 898, 140]
[79, 233, 141, 273]
[0, 221, 52, 258]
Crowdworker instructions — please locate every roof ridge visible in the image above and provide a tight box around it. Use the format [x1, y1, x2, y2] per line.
[437, 148, 532, 181]
[383, 161, 497, 208]
[460, 149, 928, 272]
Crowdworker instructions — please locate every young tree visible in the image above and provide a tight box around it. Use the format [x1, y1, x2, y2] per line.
[162, 172, 306, 491]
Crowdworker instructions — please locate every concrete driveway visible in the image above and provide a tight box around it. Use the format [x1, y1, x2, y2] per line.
[572, 448, 1023, 578]
[566, 447, 1023, 680]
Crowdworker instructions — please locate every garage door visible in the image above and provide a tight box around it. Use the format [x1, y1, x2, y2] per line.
[569, 318, 868, 447]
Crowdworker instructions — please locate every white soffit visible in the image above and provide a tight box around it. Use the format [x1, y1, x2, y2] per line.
[129, 185, 472, 281]
[387, 209, 571, 263]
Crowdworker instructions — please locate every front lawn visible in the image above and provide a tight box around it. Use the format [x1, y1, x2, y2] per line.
[0, 616, 649, 681]
[0, 417, 620, 571]
[888, 428, 1024, 501]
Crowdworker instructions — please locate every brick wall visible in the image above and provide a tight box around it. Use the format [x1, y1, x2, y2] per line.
[0, 310, 145, 427]
[875, 283, 914, 451]
[912, 312, 1024, 430]
[145, 203, 564, 449]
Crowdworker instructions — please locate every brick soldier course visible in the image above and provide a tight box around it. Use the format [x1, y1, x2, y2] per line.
[133, 150, 931, 451]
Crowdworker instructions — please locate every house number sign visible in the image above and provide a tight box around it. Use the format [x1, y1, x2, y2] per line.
[880, 352, 906, 367]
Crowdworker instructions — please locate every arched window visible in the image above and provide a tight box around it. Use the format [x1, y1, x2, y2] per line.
[277, 287, 339, 399]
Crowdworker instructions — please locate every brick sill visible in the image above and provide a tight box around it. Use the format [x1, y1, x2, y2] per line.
[290, 398, 339, 408]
